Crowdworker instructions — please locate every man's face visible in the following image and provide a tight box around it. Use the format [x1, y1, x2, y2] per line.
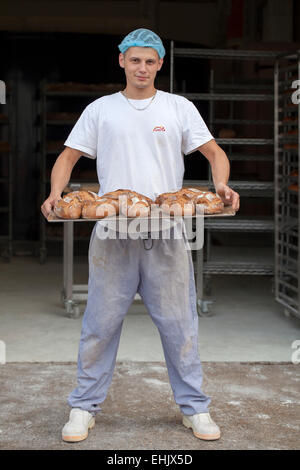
[119, 47, 163, 89]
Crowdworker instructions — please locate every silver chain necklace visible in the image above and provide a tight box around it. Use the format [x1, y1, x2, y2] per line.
[122, 89, 157, 111]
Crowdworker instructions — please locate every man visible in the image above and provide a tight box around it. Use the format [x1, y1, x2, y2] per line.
[41, 28, 239, 443]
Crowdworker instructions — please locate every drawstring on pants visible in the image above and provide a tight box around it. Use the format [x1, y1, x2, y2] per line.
[143, 233, 153, 250]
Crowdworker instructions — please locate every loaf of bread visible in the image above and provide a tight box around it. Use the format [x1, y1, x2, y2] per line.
[53, 187, 226, 219]
[155, 188, 224, 215]
[53, 197, 82, 219]
[109, 189, 153, 218]
[287, 130, 298, 135]
[179, 187, 207, 199]
[283, 117, 297, 123]
[193, 192, 224, 214]
[160, 195, 195, 216]
[155, 190, 182, 206]
[103, 188, 152, 203]
[53, 190, 99, 219]
[288, 183, 298, 192]
[284, 143, 298, 150]
[82, 198, 119, 218]
[181, 187, 224, 214]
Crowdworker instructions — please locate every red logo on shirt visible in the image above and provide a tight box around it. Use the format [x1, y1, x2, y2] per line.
[153, 126, 165, 132]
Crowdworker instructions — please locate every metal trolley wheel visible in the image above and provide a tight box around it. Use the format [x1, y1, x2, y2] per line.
[197, 299, 215, 317]
[61, 289, 81, 319]
[65, 300, 81, 319]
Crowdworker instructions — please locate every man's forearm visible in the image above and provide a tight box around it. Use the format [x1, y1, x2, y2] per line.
[198, 140, 239, 209]
[210, 149, 230, 191]
[50, 152, 75, 197]
[198, 140, 230, 191]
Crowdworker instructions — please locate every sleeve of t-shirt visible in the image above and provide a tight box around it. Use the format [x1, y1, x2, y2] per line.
[64, 104, 98, 159]
[181, 99, 214, 155]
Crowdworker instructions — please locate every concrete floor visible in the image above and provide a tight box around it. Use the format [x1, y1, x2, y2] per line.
[0, 362, 299, 450]
[1, 256, 300, 450]
[0, 256, 299, 362]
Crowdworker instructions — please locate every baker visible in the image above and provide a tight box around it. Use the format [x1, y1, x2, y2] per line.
[41, 28, 240, 443]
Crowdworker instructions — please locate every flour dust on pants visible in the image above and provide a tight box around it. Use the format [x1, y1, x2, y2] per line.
[68, 223, 211, 415]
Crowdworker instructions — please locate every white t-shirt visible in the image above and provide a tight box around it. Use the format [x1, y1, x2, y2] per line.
[64, 90, 214, 201]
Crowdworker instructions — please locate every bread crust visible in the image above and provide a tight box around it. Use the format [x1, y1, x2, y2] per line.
[82, 198, 119, 218]
[155, 188, 224, 215]
[194, 192, 224, 214]
[288, 183, 298, 192]
[119, 193, 153, 218]
[179, 188, 206, 199]
[160, 195, 195, 216]
[54, 197, 82, 219]
[103, 189, 153, 204]
[53, 190, 99, 219]
[154, 190, 181, 206]
[64, 190, 99, 203]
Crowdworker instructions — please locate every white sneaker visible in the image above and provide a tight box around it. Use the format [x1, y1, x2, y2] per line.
[182, 412, 221, 440]
[62, 408, 96, 442]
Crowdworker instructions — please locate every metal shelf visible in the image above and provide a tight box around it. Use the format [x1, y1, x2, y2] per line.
[216, 138, 273, 145]
[43, 178, 97, 185]
[227, 153, 273, 161]
[279, 105, 298, 113]
[173, 48, 281, 60]
[213, 83, 273, 91]
[179, 92, 273, 101]
[45, 236, 92, 242]
[44, 90, 114, 97]
[203, 262, 274, 275]
[278, 136, 298, 141]
[214, 118, 274, 125]
[46, 120, 77, 126]
[204, 217, 274, 232]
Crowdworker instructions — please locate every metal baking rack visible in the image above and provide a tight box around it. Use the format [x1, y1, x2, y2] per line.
[274, 50, 300, 319]
[170, 44, 282, 312]
[0, 84, 14, 261]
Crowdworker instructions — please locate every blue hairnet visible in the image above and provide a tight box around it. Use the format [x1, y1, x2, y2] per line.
[118, 28, 166, 59]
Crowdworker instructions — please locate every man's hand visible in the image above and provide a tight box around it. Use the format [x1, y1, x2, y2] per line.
[215, 182, 240, 211]
[41, 194, 61, 219]
[40, 147, 82, 219]
[197, 141, 239, 211]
